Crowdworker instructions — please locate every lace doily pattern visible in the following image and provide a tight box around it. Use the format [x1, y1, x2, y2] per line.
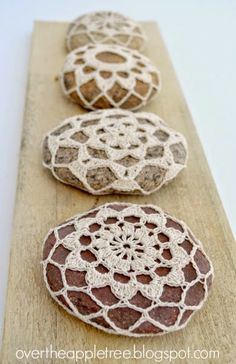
[42, 203, 213, 337]
[42, 109, 188, 195]
[60, 44, 161, 111]
[66, 11, 146, 52]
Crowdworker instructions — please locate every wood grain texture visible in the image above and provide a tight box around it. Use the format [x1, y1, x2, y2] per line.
[1, 21, 236, 364]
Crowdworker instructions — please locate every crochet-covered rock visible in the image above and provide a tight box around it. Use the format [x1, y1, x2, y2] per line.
[42, 109, 187, 195]
[66, 11, 146, 52]
[60, 44, 161, 111]
[42, 203, 213, 337]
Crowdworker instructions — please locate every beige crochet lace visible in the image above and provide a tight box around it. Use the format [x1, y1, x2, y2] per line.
[42, 109, 188, 195]
[66, 11, 146, 52]
[42, 203, 213, 337]
[60, 44, 161, 111]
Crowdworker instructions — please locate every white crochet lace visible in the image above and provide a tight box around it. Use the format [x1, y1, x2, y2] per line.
[60, 44, 161, 111]
[42, 203, 213, 337]
[42, 109, 188, 195]
[66, 11, 146, 52]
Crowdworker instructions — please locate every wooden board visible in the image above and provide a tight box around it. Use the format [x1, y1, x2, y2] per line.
[1, 21, 236, 364]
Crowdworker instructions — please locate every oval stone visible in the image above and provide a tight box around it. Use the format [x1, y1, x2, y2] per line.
[42, 203, 213, 337]
[60, 44, 161, 110]
[66, 11, 146, 52]
[42, 109, 188, 195]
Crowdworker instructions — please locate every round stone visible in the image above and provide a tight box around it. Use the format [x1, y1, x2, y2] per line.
[66, 11, 146, 52]
[60, 44, 161, 111]
[42, 203, 213, 337]
[42, 109, 187, 195]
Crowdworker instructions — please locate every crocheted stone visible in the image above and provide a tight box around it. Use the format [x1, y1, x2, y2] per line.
[42, 203, 213, 337]
[60, 44, 161, 111]
[42, 109, 187, 195]
[66, 11, 146, 52]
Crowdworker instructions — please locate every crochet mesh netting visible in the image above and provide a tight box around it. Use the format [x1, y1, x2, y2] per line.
[42, 109, 188, 195]
[42, 203, 213, 337]
[66, 11, 146, 52]
[60, 44, 161, 111]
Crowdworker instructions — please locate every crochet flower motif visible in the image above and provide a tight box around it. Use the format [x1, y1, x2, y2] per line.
[98, 122, 143, 149]
[42, 203, 214, 337]
[82, 223, 158, 273]
[42, 109, 188, 195]
[66, 11, 146, 51]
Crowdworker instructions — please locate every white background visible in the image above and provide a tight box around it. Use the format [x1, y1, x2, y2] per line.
[0, 0, 235, 340]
